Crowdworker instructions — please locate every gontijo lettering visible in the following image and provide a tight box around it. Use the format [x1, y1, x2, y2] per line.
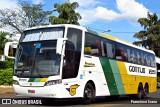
[129, 66, 145, 73]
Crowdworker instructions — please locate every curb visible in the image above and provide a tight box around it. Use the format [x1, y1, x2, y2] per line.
[0, 85, 13, 88]
[0, 86, 14, 95]
[0, 92, 14, 95]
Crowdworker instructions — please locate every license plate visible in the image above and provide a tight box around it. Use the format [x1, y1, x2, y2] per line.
[28, 90, 35, 93]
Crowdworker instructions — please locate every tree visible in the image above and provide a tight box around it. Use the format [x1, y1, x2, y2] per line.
[20, 1, 52, 27]
[134, 12, 160, 56]
[0, 1, 52, 34]
[49, 0, 82, 25]
[0, 32, 10, 55]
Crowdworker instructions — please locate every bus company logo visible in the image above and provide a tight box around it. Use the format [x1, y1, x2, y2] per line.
[66, 84, 79, 96]
[129, 66, 145, 74]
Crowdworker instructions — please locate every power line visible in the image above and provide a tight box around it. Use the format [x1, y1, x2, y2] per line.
[87, 27, 137, 34]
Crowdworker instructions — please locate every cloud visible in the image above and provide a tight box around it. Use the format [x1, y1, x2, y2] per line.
[0, 0, 19, 10]
[71, 0, 149, 25]
[116, 0, 148, 22]
[95, 7, 120, 21]
[70, 0, 100, 25]
[78, 9, 97, 25]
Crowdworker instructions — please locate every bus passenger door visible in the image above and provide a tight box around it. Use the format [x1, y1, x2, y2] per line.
[62, 28, 82, 81]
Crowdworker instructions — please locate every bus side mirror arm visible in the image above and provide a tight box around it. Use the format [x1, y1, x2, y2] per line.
[56, 38, 68, 56]
[4, 42, 18, 59]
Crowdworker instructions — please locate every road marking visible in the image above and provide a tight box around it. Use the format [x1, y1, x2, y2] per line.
[87, 104, 123, 107]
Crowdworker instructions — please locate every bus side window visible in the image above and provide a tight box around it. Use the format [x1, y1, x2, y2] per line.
[140, 52, 144, 65]
[127, 48, 131, 62]
[106, 41, 115, 59]
[96, 39, 102, 56]
[103, 41, 107, 57]
[133, 49, 137, 64]
[115, 44, 126, 61]
[84, 33, 102, 56]
[137, 51, 140, 64]
[143, 53, 147, 65]
[146, 54, 151, 66]
[115, 43, 121, 60]
[127, 48, 134, 63]
[101, 41, 105, 56]
[151, 54, 155, 67]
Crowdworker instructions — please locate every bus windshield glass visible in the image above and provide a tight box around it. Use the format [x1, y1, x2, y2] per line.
[14, 40, 61, 78]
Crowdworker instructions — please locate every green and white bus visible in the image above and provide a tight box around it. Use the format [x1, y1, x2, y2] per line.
[6, 24, 157, 104]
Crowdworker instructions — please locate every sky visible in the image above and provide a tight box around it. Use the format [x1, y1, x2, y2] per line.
[0, 0, 160, 43]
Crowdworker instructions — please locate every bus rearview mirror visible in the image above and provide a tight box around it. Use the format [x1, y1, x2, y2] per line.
[4, 42, 18, 59]
[56, 38, 68, 55]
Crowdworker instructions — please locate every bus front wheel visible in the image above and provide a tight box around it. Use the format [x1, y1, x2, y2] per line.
[82, 83, 95, 104]
[136, 84, 143, 99]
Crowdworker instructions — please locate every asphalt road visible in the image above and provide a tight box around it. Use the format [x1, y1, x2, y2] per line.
[0, 89, 160, 107]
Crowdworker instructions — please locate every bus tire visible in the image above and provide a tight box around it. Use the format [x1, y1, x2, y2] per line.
[82, 82, 95, 104]
[143, 84, 149, 98]
[136, 84, 143, 99]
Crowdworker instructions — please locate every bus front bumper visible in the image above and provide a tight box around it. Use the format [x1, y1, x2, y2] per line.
[13, 84, 64, 98]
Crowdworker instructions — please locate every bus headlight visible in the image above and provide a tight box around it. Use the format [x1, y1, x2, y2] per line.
[44, 80, 62, 86]
[13, 80, 19, 85]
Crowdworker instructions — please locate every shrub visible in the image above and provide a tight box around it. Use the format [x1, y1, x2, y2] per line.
[0, 68, 13, 85]
[0, 60, 14, 69]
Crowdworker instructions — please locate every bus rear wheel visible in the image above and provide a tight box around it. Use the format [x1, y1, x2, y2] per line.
[143, 84, 149, 98]
[82, 83, 95, 104]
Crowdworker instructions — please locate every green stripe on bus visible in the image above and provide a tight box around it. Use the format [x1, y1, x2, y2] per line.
[34, 78, 41, 82]
[28, 78, 47, 82]
[28, 78, 35, 82]
[109, 60, 125, 95]
[87, 29, 99, 36]
[28, 78, 41, 82]
[100, 58, 119, 95]
[97, 33, 105, 38]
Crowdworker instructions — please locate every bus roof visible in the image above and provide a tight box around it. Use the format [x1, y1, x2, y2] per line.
[24, 24, 87, 32]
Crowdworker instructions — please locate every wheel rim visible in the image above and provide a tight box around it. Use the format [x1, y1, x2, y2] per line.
[144, 86, 148, 95]
[85, 88, 92, 98]
[139, 90, 142, 98]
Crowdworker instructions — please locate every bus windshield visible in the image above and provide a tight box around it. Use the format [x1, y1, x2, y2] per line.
[14, 40, 61, 78]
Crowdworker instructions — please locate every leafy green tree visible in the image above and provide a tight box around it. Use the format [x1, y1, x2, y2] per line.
[49, 0, 82, 25]
[0, 32, 9, 55]
[0, 1, 52, 34]
[134, 12, 160, 56]
[20, 1, 52, 27]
